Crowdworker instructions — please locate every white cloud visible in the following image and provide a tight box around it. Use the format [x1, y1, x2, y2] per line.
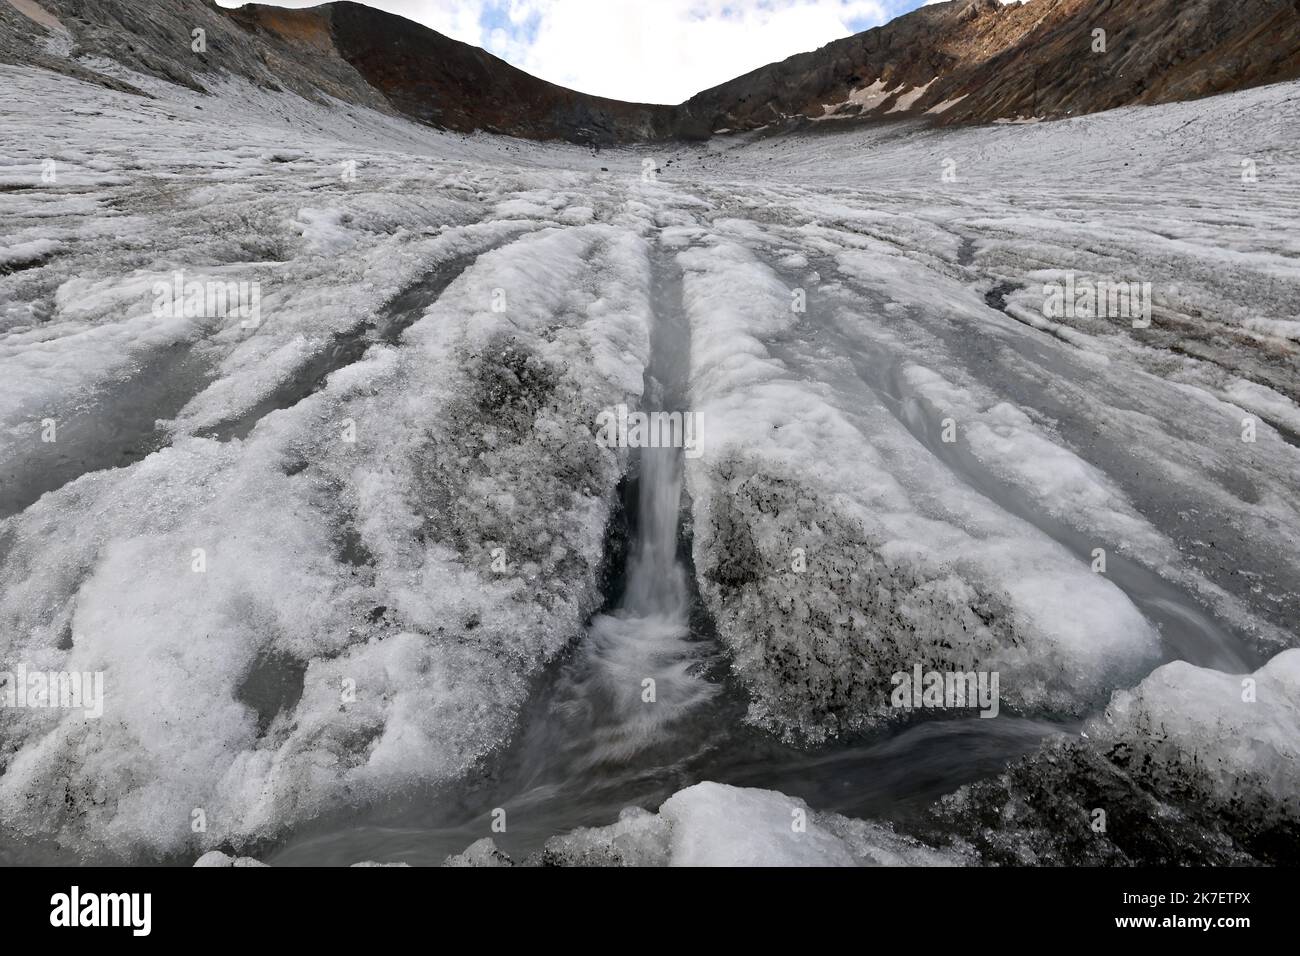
[217, 0, 919, 104]
[488, 0, 890, 103]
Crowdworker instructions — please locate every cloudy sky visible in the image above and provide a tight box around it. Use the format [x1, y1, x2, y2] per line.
[216, 0, 951, 104]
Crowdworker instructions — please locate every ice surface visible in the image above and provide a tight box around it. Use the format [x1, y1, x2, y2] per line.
[2, 52, 1299, 860]
[1091, 649, 1300, 814]
[931, 650, 1300, 864]
[0, 237, 61, 270]
[676, 235, 1161, 740]
[193, 851, 269, 868]
[0, 67, 665, 858]
[443, 837, 517, 868]
[455, 782, 967, 866]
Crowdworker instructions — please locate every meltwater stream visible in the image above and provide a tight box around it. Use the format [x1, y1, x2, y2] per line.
[268, 248, 1065, 866]
[554, 444, 721, 765]
[507, 244, 720, 771]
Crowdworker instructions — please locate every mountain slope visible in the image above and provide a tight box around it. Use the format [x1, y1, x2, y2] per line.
[2, 0, 1299, 141]
[233, 1, 677, 142]
[680, 0, 1300, 131]
[0, 0, 676, 142]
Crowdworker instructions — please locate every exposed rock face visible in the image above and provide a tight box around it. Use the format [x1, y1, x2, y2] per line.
[0, 0, 393, 106]
[679, 0, 1300, 130]
[3, 0, 1299, 140]
[322, 1, 676, 143]
[0, 0, 675, 143]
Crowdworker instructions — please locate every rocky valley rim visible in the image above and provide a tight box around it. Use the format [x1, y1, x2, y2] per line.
[4, 0, 1300, 143]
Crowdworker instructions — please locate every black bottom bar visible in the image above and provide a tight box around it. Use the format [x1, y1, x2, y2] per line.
[0, 865, 1287, 941]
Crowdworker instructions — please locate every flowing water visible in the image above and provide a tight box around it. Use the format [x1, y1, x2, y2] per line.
[5, 240, 1057, 867]
[0, 239, 1256, 866]
[267, 247, 1065, 865]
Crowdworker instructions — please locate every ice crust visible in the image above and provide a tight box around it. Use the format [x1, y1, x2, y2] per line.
[931, 651, 1300, 864]
[448, 782, 968, 867]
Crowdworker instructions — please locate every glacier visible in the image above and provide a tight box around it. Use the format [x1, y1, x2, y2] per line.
[1, 57, 1298, 865]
